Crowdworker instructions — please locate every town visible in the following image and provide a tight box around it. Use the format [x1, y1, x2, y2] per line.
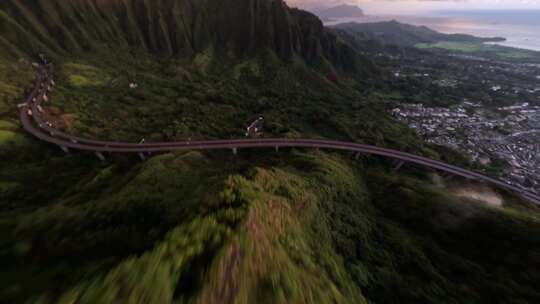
[363, 39, 540, 110]
[392, 102, 540, 194]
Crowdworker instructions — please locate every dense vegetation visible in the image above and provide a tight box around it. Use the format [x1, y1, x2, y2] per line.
[1, 0, 539, 303]
[416, 41, 539, 61]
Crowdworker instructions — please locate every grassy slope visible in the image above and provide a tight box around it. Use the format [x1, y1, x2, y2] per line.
[415, 41, 538, 61]
[416, 41, 483, 52]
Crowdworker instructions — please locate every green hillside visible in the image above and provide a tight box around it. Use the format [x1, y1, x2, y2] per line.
[0, 0, 375, 77]
[0, 1, 539, 303]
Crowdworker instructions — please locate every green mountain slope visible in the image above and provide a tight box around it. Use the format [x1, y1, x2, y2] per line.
[0, 1, 539, 303]
[0, 0, 372, 76]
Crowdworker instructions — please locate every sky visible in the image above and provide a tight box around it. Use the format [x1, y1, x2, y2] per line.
[286, 0, 540, 14]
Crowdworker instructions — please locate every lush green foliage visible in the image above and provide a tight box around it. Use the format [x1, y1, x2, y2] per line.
[0, 1, 539, 303]
[1, 36, 539, 304]
[416, 41, 537, 61]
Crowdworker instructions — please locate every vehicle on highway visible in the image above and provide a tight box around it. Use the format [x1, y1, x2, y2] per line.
[246, 116, 264, 137]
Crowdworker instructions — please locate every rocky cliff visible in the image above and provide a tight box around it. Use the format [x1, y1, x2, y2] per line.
[0, 0, 366, 73]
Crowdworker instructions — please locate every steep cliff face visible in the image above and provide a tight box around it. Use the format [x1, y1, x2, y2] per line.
[0, 0, 365, 73]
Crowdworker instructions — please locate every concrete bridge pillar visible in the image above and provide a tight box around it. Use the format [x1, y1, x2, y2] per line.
[275, 146, 279, 152]
[138, 152, 146, 161]
[60, 146, 69, 153]
[95, 152, 106, 161]
[355, 152, 361, 160]
[232, 148, 238, 155]
[393, 160, 405, 171]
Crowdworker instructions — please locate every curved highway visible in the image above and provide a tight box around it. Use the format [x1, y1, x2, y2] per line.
[18, 64, 540, 205]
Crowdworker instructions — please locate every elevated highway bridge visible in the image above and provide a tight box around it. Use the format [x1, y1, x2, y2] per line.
[18, 64, 540, 206]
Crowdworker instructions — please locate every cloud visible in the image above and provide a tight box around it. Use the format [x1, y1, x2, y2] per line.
[285, 0, 540, 11]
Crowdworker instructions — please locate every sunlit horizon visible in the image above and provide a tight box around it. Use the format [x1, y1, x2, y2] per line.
[287, 0, 540, 15]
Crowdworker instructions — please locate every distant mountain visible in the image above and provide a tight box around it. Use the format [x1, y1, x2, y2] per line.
[314, 4, 364, 19]
[334, 20, 505, 47]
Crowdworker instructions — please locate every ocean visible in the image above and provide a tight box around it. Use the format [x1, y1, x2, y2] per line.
[324, 10, 540, 52]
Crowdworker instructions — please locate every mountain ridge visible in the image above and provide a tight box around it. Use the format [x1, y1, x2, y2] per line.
[0, 0, 371, 76]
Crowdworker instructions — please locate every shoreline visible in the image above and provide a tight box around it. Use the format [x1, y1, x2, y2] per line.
[324, 14, 540, 53]
[483, 41, 540, 52]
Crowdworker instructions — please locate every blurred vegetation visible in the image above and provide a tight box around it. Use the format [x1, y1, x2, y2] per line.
[1, 137, 539, 303]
